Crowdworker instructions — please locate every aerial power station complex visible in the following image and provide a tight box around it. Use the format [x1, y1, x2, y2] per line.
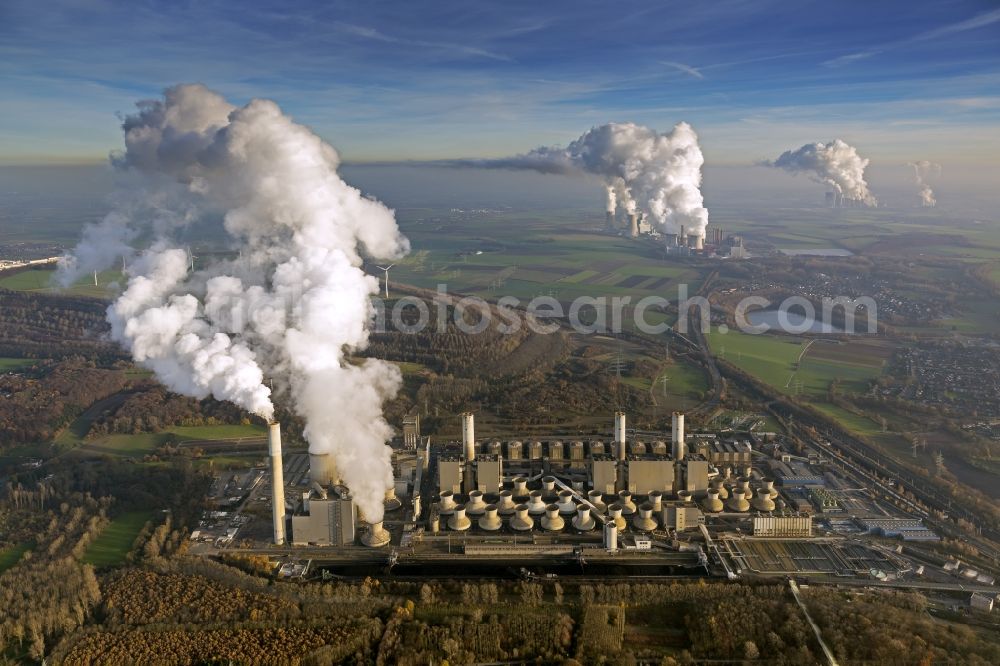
[217, 407, 942, 584]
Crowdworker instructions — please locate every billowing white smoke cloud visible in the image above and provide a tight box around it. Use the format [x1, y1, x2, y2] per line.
[58, 84, 409, 522]
[909, 160, 940, 207]
[764, 139, 878, 207]
[466, 122, 709, 238]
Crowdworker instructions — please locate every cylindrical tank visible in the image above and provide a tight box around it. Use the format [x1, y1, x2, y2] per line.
[466, 490, 488, 515]
[479, 504, 502, 531]
[607, 503, 627, 530]
[362, 521, 391, 547]
[671, 412, 685, 461]
[439, 490, 457, 514]
[588, 490, 607, 512]
[727, 489, 750, 512]
[570, 441, 585, 461]
[614, 411, 626, 446]
[384, 487, 402, 512]
[548, 441, 564, 460]
[651, 440, 668, 456]
[510, 504, 534, 531]
[649, 490, 664, 512]
[497, 490, 517, 515]
[702, 489, 724, 513]
[632, 502, 658, 532]
[573, 505, 596, 531]
[529, 441, 543, 460]
[527, 490, 547, 515]
[630, 441, 646, 455]
[430, 514, 440, 533]
[617, 490, 637, 515]
[448, 505, 471, 531]
[590, 440, 605, 456]
[604, 522, 618, 551]
[309, 452, 338, 487]
[462, 412, 476, 462]
[513, 477, 529, 498]
[542, 504, 565, 531]
[507, 441, 522, 460]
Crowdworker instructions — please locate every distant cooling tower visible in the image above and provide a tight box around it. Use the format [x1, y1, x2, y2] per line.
[268, 422, 286, 545]
[628, 213, 639, 238]
[605, 211, 615, 230]
[310, 452, 338, 487]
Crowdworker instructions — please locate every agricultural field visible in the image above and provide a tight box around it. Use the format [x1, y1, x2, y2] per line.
[0, 357, 37, 371]
[82, 511, 152, 567]
[0, 266, 124, 298]
[0, 542, 31, 574]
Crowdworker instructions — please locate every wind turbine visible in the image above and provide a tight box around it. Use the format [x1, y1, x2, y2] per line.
[376, 264, 395, 298]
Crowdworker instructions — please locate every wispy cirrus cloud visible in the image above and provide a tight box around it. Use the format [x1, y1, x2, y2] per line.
[825, 7, 1000, 67]
[335, 22, 512, 62]
[660, 60, 704, 79]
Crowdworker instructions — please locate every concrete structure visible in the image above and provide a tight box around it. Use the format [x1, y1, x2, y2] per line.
[466, 490, 488, 515]
[438, 457, 463, 494]
[362, 520, 390, 547]
[632, 502, 658, 532]
[573, 505, 596, 531]
[628, 212, 639, 238]
[475, 455, 503, 493]
[752, 515, 812, 537]
[268, 422, 286, 545]
[614, 411, 627, 448]
[607, 503, 627, 530]
[970, 593, 995, 612]
[402, 410, 420, 449]
[479, 505, 502, 531]
[448, 505, 472, 531]
[510, 504, 534, 531]
[617, 490, 637, 515]
[680, 459, 710, 494]
[591, 457, 618, 494]
[663, 505, 703, 531]
[497, 490, 517, 515]
[542, 504, 566, 531]
[627, 459, 674, 494]
[702, 489, 724, 513]
[309, 452, 338, 487]
[291, 485, 355, 546]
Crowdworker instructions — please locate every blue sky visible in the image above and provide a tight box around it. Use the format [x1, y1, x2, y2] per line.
[1, 0, 998, 165]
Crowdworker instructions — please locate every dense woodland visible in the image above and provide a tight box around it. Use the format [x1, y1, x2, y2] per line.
[0, 288, 123, 362]
[88, 386, 250, 436]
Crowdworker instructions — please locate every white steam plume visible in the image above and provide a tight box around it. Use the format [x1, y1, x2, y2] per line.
[58, 84, 409, 522]
[459, 122, 708, 238]
[909, 160, 940, 207]
[604, 185, 617, 214]
[763, 139, 878, 207]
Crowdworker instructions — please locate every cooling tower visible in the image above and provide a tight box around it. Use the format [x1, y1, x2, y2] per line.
[462, 412, 476, 461]
[651, 440, 667, 456]
[542, 476, 557, 497]
[527, 490, 547, 515]
[384, 487, 402, 512]
[510, 504, 534, 531]
[507, 441, 522, 460]
[693, 235, 704, 250]
[479, 504, 502, 531]
[465, 490, 488, 516]
[548, 441, 565, 460]
[737, 478, 754, 499]
[309, 452, 338, 487]
[752, 492, 776, 512]
[607, 503, 627, 530]
[628, 213, 639, 238]
[604, 521, 618, 551]
[497, 490, 517, 515]
[268, 422, 286, 545]
[649, 490, 664, 512]
[727, 489, 750, 512]
[513, 476, 529, 498]
[671, 412, 685, 461]
[529, 441, 543, 460]
[702, 489, 724, 513]
[617, 490, 637, 515]
[710, 478, 729, 500]
[614, 411, 627, 446]
[606, 210, 614, 229]
[590, 440, 606, 456]
[557, 490, 576, 515]
[439, 490, 458, 515]
[588, 490, 607, 512]
[361, 520, 391, 547]
[632, 502, 658, 532]
[573, 505, 596, 531]
[570, 440, 585, 461]
[677, 490, 693, 504]
[630, 440, 646, 455]
[488, 440, 502, 456]
[448, 504, 472, 531]
[542, 504, 566, 531]
[761, 478, 778, 499]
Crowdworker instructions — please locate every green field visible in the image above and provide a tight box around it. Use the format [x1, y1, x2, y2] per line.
[0, 266, 123, 298]
[0, 542, 32, 574]
[0, 357, 37, 371]
[166, 423, 266, 441]
[82, 511, 152, 567]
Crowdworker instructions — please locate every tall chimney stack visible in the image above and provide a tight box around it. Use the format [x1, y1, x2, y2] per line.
[671, 412, 685, 461]
[614, 411, 626, 452]
[268, 422, 286, 545]
[462, 412, 476, 462]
